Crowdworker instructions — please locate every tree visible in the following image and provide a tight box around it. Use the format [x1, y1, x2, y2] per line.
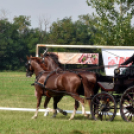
[37, 14, 51, 32]
[86, 0, 134, 46]
[37, 15, 51, 43]
[0, 19, 22, 70]
[0, 9, 10, 20]
[13, 15, 31, 34]
[76, 14, 96, 45]
[48, 16, 95, 45]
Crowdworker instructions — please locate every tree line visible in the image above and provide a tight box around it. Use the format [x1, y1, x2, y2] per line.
[0, 15, 98, 71]
[0, 0, 134, 71]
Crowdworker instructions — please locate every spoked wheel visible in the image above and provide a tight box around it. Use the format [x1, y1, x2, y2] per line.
[90, 92, 117, 121]
[120, 87, 134, 122]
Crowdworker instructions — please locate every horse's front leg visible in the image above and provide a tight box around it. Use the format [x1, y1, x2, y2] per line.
[56, 96, 67, 116]
[44, 96, 52, 116]
[52, 96, 64, 118]
[57, 107, 68, 116]
[32, 94, 42, 119]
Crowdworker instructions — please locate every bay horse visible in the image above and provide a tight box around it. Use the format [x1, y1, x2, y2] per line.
[37, 54, 88, 118]
[41, 52, 101, 116]
[25, 56, 86, 120]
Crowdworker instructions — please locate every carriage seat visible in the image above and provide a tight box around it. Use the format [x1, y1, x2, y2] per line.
[97, 82, 114, 91]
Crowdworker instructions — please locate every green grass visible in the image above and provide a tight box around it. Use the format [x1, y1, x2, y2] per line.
[0, 72, 134, 134]
[0, 111, 134, 134]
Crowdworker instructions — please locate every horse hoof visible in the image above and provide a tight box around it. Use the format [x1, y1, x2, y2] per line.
[84, 114, 89, 117]
[44, 112, 49, 117]
[31, 116, 37, 119]
[51, 115, 56, 118]
[63, 111, 68, 116]
[51, 116, 56, 118]
[87, 114, 90, 119]
[69, 118, 73, 121]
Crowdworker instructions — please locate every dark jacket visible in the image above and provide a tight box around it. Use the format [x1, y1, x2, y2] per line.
[121, 54, 134, 65]
[120, 54, 134, 76]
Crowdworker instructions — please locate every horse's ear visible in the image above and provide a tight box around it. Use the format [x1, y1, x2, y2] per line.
[26, 56, 30, 60]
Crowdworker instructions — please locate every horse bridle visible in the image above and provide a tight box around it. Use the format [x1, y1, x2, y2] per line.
[25, 59, 35, 77]
[25, 59, 32, 71]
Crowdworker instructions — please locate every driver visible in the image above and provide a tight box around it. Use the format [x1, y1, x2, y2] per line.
[120, 54, 134, 76]
[121, 54, 134, 66]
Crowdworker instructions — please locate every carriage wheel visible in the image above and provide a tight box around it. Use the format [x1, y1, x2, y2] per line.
[90, 92, 117, 121]
[120, 87, 134, 122]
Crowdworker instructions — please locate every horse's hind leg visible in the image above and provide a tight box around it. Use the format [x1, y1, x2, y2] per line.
[82, 77, 95, 118]
[81, 103, 89, 117]
[69, 100, 79, 120]
[69, 94, 85, 120]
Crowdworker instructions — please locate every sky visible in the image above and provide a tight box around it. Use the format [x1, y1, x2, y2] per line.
[0, 0, 94, 28]
[0, 0, 134, 29]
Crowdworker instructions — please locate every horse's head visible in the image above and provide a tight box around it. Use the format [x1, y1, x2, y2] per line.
[40, 52, 63, 71]
[25, 56, 46, 77]
[25, 56, 34, 77]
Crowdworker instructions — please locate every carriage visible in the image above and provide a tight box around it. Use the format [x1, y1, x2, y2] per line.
[90, 66, 134, 122]
[26, 52, 134, 122]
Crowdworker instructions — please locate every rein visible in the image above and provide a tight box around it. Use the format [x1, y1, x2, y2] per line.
[42, 53, 123, 72]
[71, 64, 120, 72]
[34, 81, 92, 100]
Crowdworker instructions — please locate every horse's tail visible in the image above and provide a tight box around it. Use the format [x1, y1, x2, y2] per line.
[77, 74, 85, 96]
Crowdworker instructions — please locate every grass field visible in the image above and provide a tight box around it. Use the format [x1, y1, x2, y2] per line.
[0, 72, 134, 134]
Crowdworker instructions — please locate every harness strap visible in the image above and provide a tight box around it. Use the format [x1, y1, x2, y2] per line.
[44, 69, 60, 86]
[34, 81, 84, 98]
[36, 71, 45, 82]
[34, 81, 67, 95]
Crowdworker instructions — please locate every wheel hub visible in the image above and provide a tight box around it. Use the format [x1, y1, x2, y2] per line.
[126, 106, 134, 114]
[100, 104, 108, 112]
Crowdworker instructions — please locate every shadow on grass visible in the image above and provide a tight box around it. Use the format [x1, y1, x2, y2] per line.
[46, 113, 91, 121]
[70, 130, 84, 134]
[34, 112, 124, 122]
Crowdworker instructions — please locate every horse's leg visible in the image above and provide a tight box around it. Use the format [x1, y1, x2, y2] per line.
[52, 96, 64, 118]
[44, 96, 52, 116]
[57, 107, 68, 116]
[69, 94, 85, 120]
[82, 77, 95, 118]
[69, 89, 88, 120]
[56, 96, 68, 116]
[69, 100, 79, 120]
[32, 93, 42, 119]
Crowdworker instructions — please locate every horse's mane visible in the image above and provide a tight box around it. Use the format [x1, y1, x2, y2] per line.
[32, 57, 42, 64]
[44, 52, 63, 69]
